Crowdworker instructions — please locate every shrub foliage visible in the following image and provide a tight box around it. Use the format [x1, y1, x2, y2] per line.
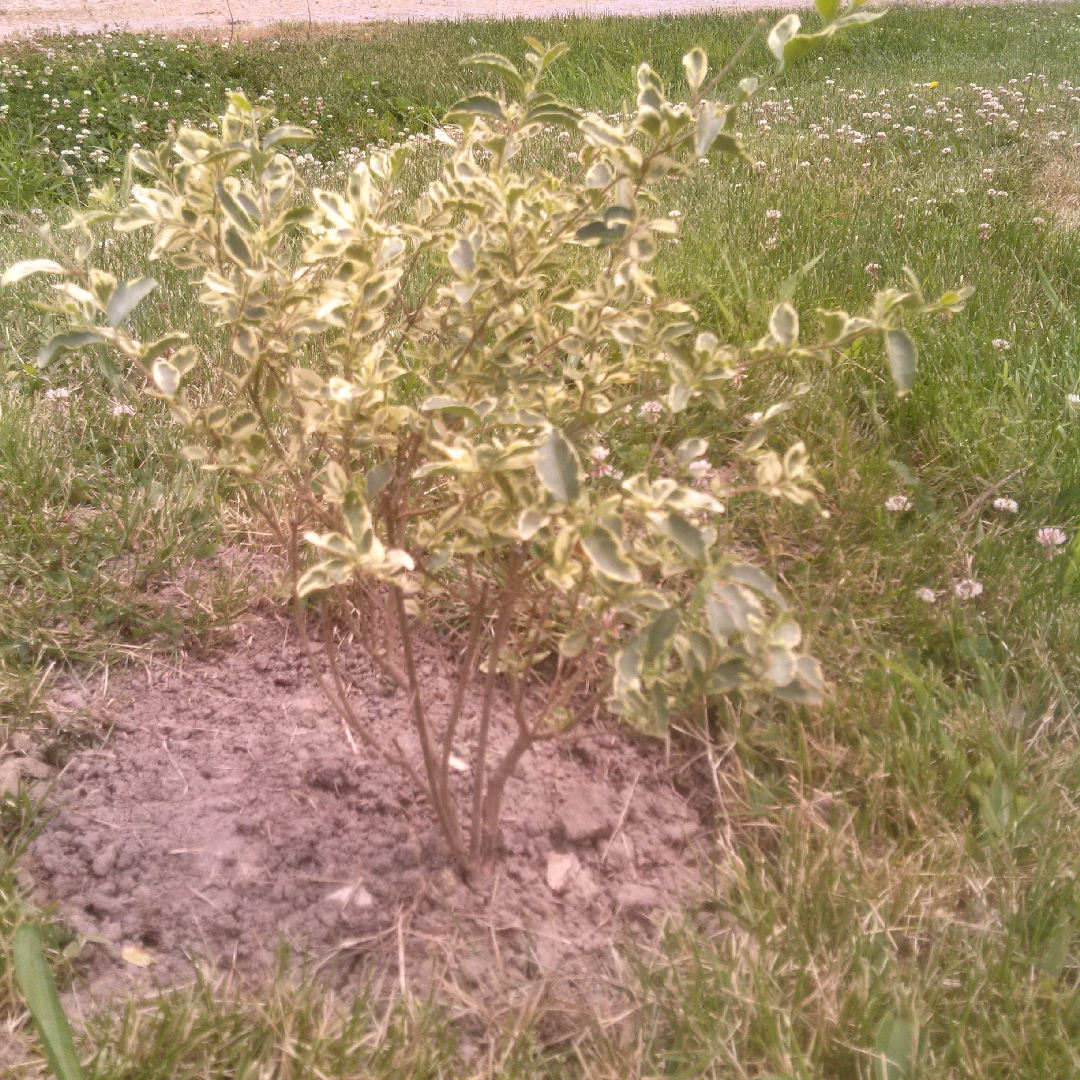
[3, 8, 971, 878]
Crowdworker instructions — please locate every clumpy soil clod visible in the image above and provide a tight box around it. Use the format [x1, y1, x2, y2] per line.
[23, 615, 709, 1005]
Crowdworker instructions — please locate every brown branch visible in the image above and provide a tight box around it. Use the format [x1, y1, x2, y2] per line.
[469, 549, 521, 863]
[439, 583, 488, 807]
[391, 583, 468, 869]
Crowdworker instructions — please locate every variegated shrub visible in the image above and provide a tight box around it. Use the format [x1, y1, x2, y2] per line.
[3, 11, 972, 878]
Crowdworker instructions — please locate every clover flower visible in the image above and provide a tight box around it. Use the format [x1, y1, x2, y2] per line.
[765, 208, 782, 222]
[640, 400, 664, 423]
[1038, 526, 1067, 553]
[992, 338, 1010, 350]
[45, 387, 70, 413]
[993, 497, 1018, 513]
[884, 494, 912, 512]
[915, 587, 937, 603]
[954, 579, 983, 599]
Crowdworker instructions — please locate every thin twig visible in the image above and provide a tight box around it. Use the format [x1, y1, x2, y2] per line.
[162, 738, 188, 795]
[601, 772, 640, 865]
[958, 469, 1022, 524]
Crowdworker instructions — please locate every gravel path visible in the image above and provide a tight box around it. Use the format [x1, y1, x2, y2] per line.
[2, 0, 807, 38]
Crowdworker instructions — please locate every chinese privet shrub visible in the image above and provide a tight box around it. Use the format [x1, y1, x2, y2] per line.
[4, 9, 972, 879]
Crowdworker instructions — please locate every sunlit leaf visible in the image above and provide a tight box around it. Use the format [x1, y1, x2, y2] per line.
[1, 259, 66, 286]
[885, 328, 918, 395]
[107, 276, 157, 328]
[581, 525, 641, 583]
[536, 428, 580, 505]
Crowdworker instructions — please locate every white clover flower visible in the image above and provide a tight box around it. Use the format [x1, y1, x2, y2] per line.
[1069, 394, 1080, 406]
[667, 209, 682, 219]
[954, 579, 983, 599]
[978, 222, 991, 239]
[916, 587, 937, 602]
[640, 400, 664, 422]
[589, 445, 610, 462]
[687, 459, 713, 479]
[765, 208, 782, 221]
[44, 387, 70, 413]
[884, 494, 912, 512]
[992, 338, 1010, 350]
[1038, 526, 1067, 551]
[110, 401, 135, 417]
[993, 497, 1018, 513]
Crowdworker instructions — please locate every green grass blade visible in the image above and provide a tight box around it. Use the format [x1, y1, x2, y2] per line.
[13, 924, 84, 1080]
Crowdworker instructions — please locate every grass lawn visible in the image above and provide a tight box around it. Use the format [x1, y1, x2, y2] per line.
[4, 3, 1080, 1076]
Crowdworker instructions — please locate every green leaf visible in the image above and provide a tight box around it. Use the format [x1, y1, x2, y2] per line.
[107, 276, 157, 328]
[652, 510, 706, 562]
[769, 301, 799, 349]
[445, 94, 505, 122]
[421, 395, 479, 420]
[140, 333, 189, 364]
[695, 102, 727, 158]
[517, 508, 550, 541]
[215, 182, 259, 233]
[152, 358, 180, 395]
[224, 226, 253, 268]
[676, 437, 708, 465]
[559, 629, 589, 658]
[725, 563, 788, 609]
[523, 102, 581, 129]
[13, 924, 84, 1080]
[815, 0, 840, 21]
[643, 606, 679, 663]
[872, 1013, 913, 1080]
[130, 146, 168, 180]
[767, 13, 801, 69]
[536, 428, 580, 505]
[682, 47, 708, 95]
[709, 132, 750, 163]
[461, 52, 524, 91]
[885, 328, 918, 395]
[38, 331, 104, 369]
[262, 125, 315, 149]
[365, 461, 393, 500]
[783, 27, 836, 68]
[171, 345, 199, 376]
[1, 259, 66, 286]
[832, 8, 888, 29]
[581, 525, 641, 584]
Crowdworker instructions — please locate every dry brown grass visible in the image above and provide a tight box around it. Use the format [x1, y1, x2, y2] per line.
[1036, 154, 1080, 229]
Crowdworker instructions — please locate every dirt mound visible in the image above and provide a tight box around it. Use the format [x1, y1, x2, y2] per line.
[18, 614, 709, 1006]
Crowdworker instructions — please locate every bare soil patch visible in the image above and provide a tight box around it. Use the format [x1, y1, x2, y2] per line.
[17, 613, 709, 1011]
